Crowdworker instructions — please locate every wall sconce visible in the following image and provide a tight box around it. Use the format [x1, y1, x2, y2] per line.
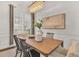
[28, 1, 44, 13]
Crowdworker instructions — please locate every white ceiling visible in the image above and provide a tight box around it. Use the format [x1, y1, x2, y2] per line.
[0, 1, 78, 14]
[0, 1, 66, 12]
[0, 1, 33, 7]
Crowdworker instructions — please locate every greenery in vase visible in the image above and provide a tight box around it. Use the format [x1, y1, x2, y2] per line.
[35, 19, 43, 29]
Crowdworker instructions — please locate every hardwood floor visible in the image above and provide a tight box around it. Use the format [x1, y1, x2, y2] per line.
[0, 47, 17, 57]
[0, 47, 40, 57]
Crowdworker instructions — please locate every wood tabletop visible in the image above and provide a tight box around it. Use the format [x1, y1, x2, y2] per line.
[26, 37, 63, 56]
[17, 34, 63, 56]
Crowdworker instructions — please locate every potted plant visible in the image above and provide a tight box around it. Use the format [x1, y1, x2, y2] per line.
[35, 19, 43, 42]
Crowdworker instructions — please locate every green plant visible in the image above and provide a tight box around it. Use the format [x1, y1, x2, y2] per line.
[35, 19, 43, 29]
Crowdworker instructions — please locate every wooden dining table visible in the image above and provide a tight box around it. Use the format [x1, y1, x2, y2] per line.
[17, 34, 63, 57]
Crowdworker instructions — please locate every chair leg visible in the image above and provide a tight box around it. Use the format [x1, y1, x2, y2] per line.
[20, 51, 22, 57]
[23, 52, 29, 57]
[15, 50, 18, 57]
[22, 51, 24, 57]
[28, 50, 32, 57]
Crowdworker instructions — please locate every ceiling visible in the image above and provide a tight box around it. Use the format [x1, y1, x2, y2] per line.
[0, 1, 74, 14]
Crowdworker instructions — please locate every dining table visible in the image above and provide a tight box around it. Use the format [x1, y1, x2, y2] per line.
[17, 34, 63, 57]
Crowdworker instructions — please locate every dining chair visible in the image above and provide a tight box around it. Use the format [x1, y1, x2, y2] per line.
[46, 33, 54, 39]
[19, 39, 32, 57]
[13, 35, 22, 57]
[44, 39, 79, 57]
[14, 35, 40, 57]
[19, 38, 40, 57]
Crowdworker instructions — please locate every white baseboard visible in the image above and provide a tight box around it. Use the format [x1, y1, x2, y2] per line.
[0, 44, 16, 51]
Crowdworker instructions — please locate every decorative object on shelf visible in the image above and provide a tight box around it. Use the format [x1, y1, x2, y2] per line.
[46, 33, 54, 39]
[35, 19, 43, 42]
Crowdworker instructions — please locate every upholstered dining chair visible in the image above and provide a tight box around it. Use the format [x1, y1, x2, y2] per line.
[46, 33, 54, 39]
[41, 39, 79, 57]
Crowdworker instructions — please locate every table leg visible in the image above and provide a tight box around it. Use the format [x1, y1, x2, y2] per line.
[61, 42, 63, 47]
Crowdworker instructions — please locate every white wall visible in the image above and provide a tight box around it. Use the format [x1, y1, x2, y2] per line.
[35, 2, 79, 48]
[0, 4, 9, 48]
[0, 2, 24, 49]
[0, 1, 32, 49]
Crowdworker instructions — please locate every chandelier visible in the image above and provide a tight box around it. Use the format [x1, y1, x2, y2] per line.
[28, 1, 44, 13]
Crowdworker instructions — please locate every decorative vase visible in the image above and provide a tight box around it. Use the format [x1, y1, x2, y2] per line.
[35, 29, 43, 42]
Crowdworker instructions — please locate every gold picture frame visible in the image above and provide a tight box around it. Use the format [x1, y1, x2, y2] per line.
[42, 13, 65, 29]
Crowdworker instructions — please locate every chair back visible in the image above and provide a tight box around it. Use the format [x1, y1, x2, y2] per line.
[46, 33, 54, 39]
[13, 35, 22, 50]
[19, 39, 31, 57]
